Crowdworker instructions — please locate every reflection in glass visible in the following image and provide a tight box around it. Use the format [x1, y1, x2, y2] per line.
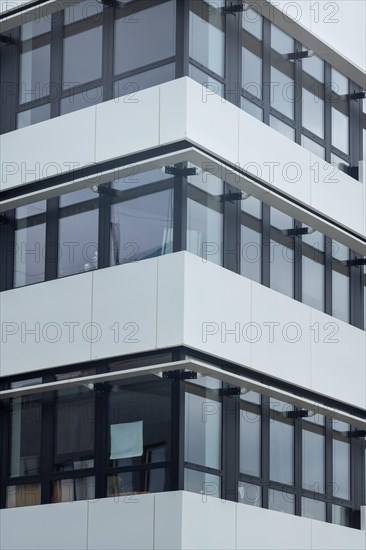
[21, 17, 51, 40]
[61, 87, 103, 115]
[332, 108, 349, 154]
[108, 376, 171, 468]
[63, 27, 102, 88]
[189, 0, 225, 77]
[332, 241, 350, 323]
[14, 201, 46, 288]
[185, 469, 221, 499]
[115, 1, 176, 75]
[114, 63, 175, 99]
[301, 135, 325, 159]
[185, 377, 222, 470]
[17, 104, 50, 129]
[270, 400, 294, 485]
[333, 422, 350, 500]
[302, 424, 325, 492]
[302, 498, 326, 521]
[110, 174, 174, 264]
[270, 67, 294, 119]
[241, 98, 263, 121]
[302, 230, 325, 311]
[242, 48, 262, 99]
[331, 68, 348, 96]
[268, 488, 295, 515]
[19, 45, 51, 104]
[238, 482, 262, 507]
[303, 54, 324, 83]
[333, 505, 351, 527]
[64, 0, 103, 24]
[240, 398, 261, 477]
[270, 115, 295, 140]
[9, 396, 42, 477]
[58, 189, 99, 278]
[242, 8, 262, 40]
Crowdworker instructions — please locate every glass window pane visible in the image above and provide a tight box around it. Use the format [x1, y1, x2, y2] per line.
[240, 400, 261, 477]
[302, 88, 324, 138]
[185, 377, 222, 470]
[270, 209, 294, 298]
[184, 469, 221, 499]
[333, 434, 350, 500]
[242, 48, 262, 99]
[302, 428, 325, 492]
[271, 25, 294, 54]
[63, 26, 102, 88]
[58, 189, 99, 278]
[270, 116, 295, 140]
[333, 505, 351, 527]
[332, 241, 349, 323]
[242, 8, 262, 40]
[303, 53, 324, 83]
[270, 67, 294, 119]
[19, 45, 50, 104]
[331, 153, 350, 174]
[189, 0, 225, 77]
[268, 488, 295, 515]
[108, 469, 169, 496]
[21, 17, 51, 40]
[52, 477, 95, 503]
[110, 178, 174, 264]
[301, 135, 325, 159]
[115, 1, 176, 75]
[61, 86, 103, 115]
[6, 484, 41, 508]
[54, 387, 95, 471]
[9, 396, 42, 477]
[241, 224, 261, 283]
[332, 108, 349, 154]
[14, 201, 46, 288]
[238, 482, 262, 507]
[241, 98, 263, 121]
[187, 173, 223, 265]
[64, 0, 103, 24]
[189, 64, 224, 97]
[302, 498, 326, 521]
[270, 399, 294, 485]
[114, 63, 175, 99]
[108, 376, 171, 468]
[331, 68, 348, 96]
[17, 104, 50, 129]
[302, 231, 325, 311]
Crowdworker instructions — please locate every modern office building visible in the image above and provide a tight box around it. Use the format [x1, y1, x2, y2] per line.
[0, 0, 365, 548]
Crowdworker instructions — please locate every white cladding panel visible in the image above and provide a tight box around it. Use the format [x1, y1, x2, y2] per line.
[1, 252, 365, 409]
[0, 492, 365, 550]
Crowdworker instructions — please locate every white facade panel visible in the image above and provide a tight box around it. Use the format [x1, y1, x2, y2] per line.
[0, 107, 97, 192]
[0, 273, 93, 377]
[87, 495, 155, 550]
[0, 500, 88, 550]
[95, 86, 160, 163]
[90, 259, 158, 361]
[154, 491, 183, 550]
[156, 253, 185, 349]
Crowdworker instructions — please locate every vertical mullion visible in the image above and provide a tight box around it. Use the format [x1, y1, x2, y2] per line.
[324, 63, 332, 163]
[223, 183, 241, 273]
[294, 220, 302, 302]
[44, 197, 59, 281]
[225, 0, 240, 107]
[294, 41, 302, 144]
[175, 0, 190, 78]
[0, 27, 20, 134]
[97, 184, 111, 269]
[349, 81, 362, 178]
[262, 18, 271, 125]
[0, 396, 10, 509]
[40, 374, 55, 505]
[324, 236, 332, 316]
[50, 11, 63, 119]
[173, 164, 187, 252]
[170, 351, 185, 491]
[222, 384, 239, 502]
[350, 251, 363, 329]
[0, 210, 15, 291]
[294, 413, 302, 516]
[102, 4, 114, 101]
[351, 432, 362, 528]
[325, 416, 333, 523]
[262, 203, 270, 287]
[261, 396, 270, 508]
[95, 365, 108, 500]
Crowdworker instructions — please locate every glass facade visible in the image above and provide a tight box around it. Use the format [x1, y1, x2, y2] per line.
[0, 351, 363, 529]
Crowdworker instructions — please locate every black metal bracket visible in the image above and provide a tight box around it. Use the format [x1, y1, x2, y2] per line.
[221, 190, 245, 202]
[164, 166, 198, 177]
[0, 213, 7, 225]
[351, 430, 366, 438]
[286, 50, 313, 61]
[163, 370, 197, 381]
[347, 258, 366, 267]
[347, 91, 366, 101]
[0, 35, 14, 46]
[97, 0, 116, 7]
[287, 409, 309, 419]
[223, 2, 248, 14]
[226, 386, 241, 397]
[286, 227, 310, 237]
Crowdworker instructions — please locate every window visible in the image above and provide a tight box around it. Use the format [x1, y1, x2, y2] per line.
[270, 399, 294, 485]
[270, 208, 294, 298]
[270, 25, 295, 120]
[241, 197, 262, 283]
[333, 420, 350, 501]
[187, 170, 223, 265]
[302, 230, 325, 311]
[332, 241, 350, 323]
[19, 18, 51, 104]
[189, 0, 225, 78]
[14, 202, 46, 288]
[240, 392, 261, 477]
[302, 414, 325, 493]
